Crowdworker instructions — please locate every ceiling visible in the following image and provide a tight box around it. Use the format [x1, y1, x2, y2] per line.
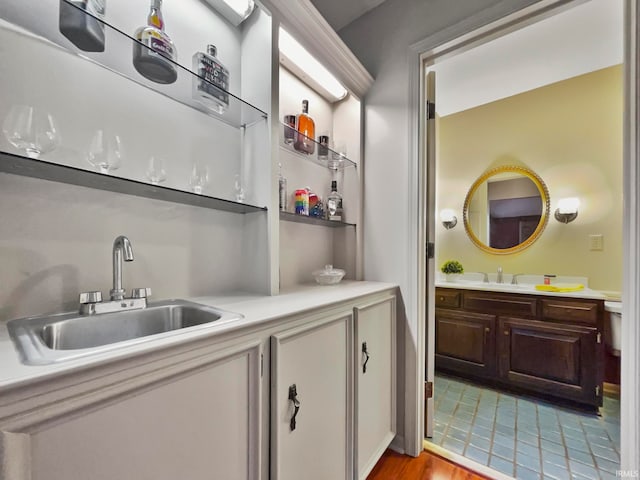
[431, 0, 623, 116]
[309, 0, 388, 31]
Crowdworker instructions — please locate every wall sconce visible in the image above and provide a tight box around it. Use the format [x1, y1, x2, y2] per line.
[554, 197, 580, 223]
[440, 209, 458, 230]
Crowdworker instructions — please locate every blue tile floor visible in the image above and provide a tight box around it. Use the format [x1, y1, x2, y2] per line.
[426, 374, 620, 480]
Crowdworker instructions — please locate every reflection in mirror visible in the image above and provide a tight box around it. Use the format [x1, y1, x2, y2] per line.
[464, 166, 550, 255]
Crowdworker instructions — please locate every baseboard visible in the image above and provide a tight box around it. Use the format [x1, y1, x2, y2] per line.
[604, 382, 620, 398]
[389, 435, 405, 454]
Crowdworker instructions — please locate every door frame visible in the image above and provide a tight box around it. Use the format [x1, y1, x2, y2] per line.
[408, 0, 639, 470]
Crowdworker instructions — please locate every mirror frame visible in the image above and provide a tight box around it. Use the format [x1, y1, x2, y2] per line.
[462, 165, 550, 255]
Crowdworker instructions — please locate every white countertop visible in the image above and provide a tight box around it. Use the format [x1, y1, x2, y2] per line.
[435, 280, 607, 300]
[0, 281, 397, 391]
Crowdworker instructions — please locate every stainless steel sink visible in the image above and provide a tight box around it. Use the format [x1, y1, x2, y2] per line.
[8, 300, 242, 365]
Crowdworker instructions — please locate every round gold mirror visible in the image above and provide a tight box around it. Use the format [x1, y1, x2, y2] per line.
[463, 165, 550, 255]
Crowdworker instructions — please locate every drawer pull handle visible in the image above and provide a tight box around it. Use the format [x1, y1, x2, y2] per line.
[362, 342, 370, 374]
[484, 327, 490, 344]
[504, 330, 510, 336]
[288, 384, 301, 431]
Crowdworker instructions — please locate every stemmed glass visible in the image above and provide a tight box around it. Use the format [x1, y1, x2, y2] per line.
[234, 174, 245, 203]
[87, 129, 124, 174]
[189, 162, 209, 194]
[146, 156, 167, 185]
[2, 105, 60, 158]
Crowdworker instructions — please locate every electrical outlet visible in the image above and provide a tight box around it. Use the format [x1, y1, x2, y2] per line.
[589, 234, 604, 251]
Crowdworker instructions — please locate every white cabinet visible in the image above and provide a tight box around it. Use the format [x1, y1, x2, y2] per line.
[354, 295, 397, 480]
[0, 341, 263, 480]
[270, 311, 354, 480]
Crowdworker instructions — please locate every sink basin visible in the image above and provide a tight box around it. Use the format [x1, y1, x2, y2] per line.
[8, 300, 242, 365]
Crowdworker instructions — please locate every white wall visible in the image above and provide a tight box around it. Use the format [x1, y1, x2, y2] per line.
[0, 0, 272, 320]
[338, 0, 542, 454]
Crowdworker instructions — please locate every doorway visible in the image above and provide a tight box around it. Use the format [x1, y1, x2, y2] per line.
[417, 0, 626, 477]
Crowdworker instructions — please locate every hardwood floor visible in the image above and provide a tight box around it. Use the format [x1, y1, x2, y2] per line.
[367, 450, 490, 480]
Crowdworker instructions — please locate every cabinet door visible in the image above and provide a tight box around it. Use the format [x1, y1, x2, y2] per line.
[435, 308, 496, 378]
[354, 295, 396, 480]
[271, 312, 353, 480]
[2, 341, 263, 480]
[498, 317, 599, 406]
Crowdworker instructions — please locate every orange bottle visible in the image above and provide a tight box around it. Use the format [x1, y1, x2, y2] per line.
[294, 100, 315, 155]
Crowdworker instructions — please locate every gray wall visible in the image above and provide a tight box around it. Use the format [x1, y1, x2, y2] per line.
[338, 0, 542, 452]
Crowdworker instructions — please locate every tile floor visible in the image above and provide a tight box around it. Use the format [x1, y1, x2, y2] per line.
[426, 374, 621, 480]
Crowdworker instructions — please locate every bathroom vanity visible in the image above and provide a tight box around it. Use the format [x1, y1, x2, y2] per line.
[435, 284, 605, 408]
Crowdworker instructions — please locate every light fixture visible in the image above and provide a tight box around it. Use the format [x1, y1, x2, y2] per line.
[440, 209, 458, 230]
[554, 197, 580, 223]
[203, 0, 255, 26]
[279, 27, 348, 102]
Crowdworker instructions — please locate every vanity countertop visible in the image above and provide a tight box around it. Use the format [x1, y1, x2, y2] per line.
[435, 280, 607, 300]
[0, 281, 397, 391]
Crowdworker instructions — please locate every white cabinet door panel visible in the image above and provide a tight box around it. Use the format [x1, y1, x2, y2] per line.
[271, 312, 353, 480]
[2, 342, 262, 480]
[355, 295, 396, 479]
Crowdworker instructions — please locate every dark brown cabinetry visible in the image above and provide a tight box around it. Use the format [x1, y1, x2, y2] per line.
[435, 288, 604, 408]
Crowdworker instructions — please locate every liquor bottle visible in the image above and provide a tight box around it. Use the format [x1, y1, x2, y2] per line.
[59, 0, 106, 52]
[278, 163, 287, 211]
[294, 100, 315, 155]
[133, 0, 177, 85]
[193, 45, 230, 114]
[327, 180, 343, 221]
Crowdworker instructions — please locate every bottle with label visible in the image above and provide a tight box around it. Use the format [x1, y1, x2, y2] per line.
[192, 45, 230, 114]
[327, 180, 343, 221]
[59, 0, 106, 52]
[278, 163, 287, 211]
[133, 0, 177, 84]
[294, 100, 315, 155]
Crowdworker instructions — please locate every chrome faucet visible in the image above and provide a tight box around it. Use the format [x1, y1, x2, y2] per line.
[497, 266, 503, 284]
[78, 235, 151, 315]
[479, 272, 489, 283]
[511, 273, 524, 285]
[110, 235, 134, 301]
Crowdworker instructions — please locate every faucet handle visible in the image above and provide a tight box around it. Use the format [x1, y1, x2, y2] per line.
[131, 287, 152, 299]
[79, 291, 103, 304]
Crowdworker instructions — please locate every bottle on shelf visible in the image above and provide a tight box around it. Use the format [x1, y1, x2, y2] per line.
[133, 0, 178, 85]
[283, 115, 296, 145]
[278, 163, 287, 211]
[192, 45, 230, 114]
[295, 188, 309, 216]
[318, 135, 329, 161]
[294, 100, 315, 155]
[59, 0, 106, 52]
[326, 180, 343, 221]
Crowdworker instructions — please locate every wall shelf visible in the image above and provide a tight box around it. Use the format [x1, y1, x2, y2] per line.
[2, 1, 268, 130]
[280, 211, 355, 227]
[0, 151, 267, 214]
[279, 123, 357, 169]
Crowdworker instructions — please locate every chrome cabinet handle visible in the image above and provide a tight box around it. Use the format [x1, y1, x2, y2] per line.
[362, 342, 370, 374]
[288, 384, 300, 431]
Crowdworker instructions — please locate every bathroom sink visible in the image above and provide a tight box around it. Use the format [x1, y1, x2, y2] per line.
[8, 300, 242, 365]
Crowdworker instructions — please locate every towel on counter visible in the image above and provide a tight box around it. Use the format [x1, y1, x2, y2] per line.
[535, 283, 584, 293]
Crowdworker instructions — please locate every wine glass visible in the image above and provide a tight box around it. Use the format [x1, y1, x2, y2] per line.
[2, 105, 60, 158]
[146, 156, 167, 185]
[234, 174, 245, 202]
[189, 162, 209, 194]
[87, 130, 124, 174]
